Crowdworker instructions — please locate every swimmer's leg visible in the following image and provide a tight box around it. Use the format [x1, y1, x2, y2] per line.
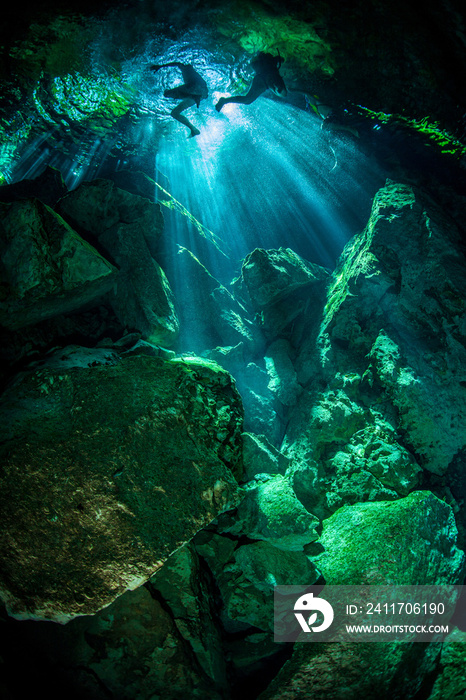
[170, 98, 200, 137]
[216, 75, 266, 111]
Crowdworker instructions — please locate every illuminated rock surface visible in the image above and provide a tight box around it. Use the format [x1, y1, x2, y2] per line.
[169, 246, 262, 354]
[318, 181, 466, 476]
[221, 474, 319, 551]
[0, 352, 243, 622]
[312, 491, 465, 585]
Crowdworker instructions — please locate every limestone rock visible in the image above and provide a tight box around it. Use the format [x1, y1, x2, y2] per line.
[0, 353, 243, 622]
[236, 247, 329, 341]
[242, 432, 290, 481]
[14, 581, 223, 699]
[240, 247, 329, 310]
[57, 178, 163, 252]
[194, 532, 319, 633]
[287, 415, 421, 519]
[319, 181, 466, 475]
[58, 178, 179, 346]
[264, 338, 301, 407]
[149, 543, 228, 693]
[260, 490, 464, 700]
[224, 475, 319, 551]
[218, 541, 320, 632]
[170, 247, 262, 354]
[207, 345, 281, 445]
[0, 198, 117, 329]
[367, 329, 466, 475]
[0, 166, 68, 207]
[259, 638, 441, 700]
[312, 491, 465, 585]
[426, 630, 466, 700]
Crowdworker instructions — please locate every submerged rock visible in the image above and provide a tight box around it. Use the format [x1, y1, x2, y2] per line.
[319, 180, 466, 475]
[8, 580, 223, 700]
[0, 353, 243, 622]
[235, 247, 329, 341]
[193, 531, 319, 633]
[207, 345, 282, 445]
[426, 630, 466, 700]
[241, 432, 290, 480]
[149, 543, 228, 694]
[259, 638, 441, 700]
[0, 198, 117, 329]
[58, 178, 179, 346]
[224, 475, 319, 551]
[260, 492, 465, 700]
[170, 247, 262, 355]
[239, 247, 329, 310]
[0, 166, 68, 207]
[312, 491, 465, 585]
[218, 541, 320, 632]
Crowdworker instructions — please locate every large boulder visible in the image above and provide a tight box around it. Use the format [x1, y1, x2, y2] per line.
[7, 579, 224, 699]
[0, 166, 68, 207]
[235, 247, 329, 341]
[222, 474, 319, 551]
[241, 432, 290, 481]
[168, 246, 262, 355]
[149, 543, 228, 694]
[193, 531, 319, 633]
[0, 198, 117, 329]
[317, 181, 466, 475]
[260, 491, 465, 700]
[312, 491, 465, 585]
[0, 352, 243, 622]
[239, 247, 329, 310]
[207, 345, 282, 445]
[58, 178, 179, 346]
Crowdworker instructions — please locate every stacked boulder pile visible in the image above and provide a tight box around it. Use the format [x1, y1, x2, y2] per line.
[1, 170, 466, 698]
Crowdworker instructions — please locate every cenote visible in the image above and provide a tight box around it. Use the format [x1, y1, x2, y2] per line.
[1, 0, 466, 698]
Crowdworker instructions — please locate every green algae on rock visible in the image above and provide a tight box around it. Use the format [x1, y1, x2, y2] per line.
[224, 474, 319, 551]
[0, 353, 243, 622]
[312, 491, 465, 586]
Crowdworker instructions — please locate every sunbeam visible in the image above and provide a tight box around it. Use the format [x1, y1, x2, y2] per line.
[155, 96, 387, 291]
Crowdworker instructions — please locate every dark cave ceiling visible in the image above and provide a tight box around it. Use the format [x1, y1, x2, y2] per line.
[0, 0, 466, 190]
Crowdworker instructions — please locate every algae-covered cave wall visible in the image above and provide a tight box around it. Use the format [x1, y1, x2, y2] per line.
[1, 0, 466, 699]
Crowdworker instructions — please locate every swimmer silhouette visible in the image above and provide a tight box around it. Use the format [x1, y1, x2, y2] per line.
[150, 62, 208, 137]
[215, 51, 287, 112]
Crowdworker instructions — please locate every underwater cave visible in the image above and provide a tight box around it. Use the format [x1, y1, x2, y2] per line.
[1, 0, 466, 698]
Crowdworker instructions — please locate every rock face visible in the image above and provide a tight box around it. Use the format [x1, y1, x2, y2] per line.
[283, 181, 466, 526]
[58, 178, 179, 346]
[0, 198, 118, 329]
[169, 246, 262, 354]
[235, 247, 330, 341]
[319, 181, 466, 476]
[313, 491, 465, 585]
[0, 353, 243, 622]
